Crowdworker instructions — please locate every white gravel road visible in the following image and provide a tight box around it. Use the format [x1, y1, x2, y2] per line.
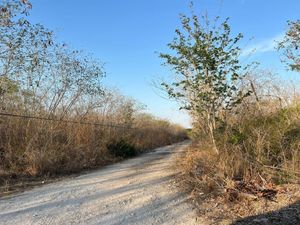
[0, 142, 201, 225]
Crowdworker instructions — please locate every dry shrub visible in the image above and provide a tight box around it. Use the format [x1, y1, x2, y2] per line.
[179, 102, 300, 205]
[178, 141, 225, 197]
[0, 114, 187, 183]
[127, 113, 187, 151]
[180, 138, 300, 224]
[0, 118, 109, 177]
[219, 102, 300, 184]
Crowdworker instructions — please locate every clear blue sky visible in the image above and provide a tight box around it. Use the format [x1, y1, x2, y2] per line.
[28, 0, 300, 127]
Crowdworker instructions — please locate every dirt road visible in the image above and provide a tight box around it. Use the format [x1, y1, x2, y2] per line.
[0, 142, 200, 225]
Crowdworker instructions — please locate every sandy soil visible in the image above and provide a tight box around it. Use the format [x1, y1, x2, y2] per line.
[0, 142, 201, 225]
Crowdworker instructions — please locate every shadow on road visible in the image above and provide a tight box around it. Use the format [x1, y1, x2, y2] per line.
[0, 142, 197, 225]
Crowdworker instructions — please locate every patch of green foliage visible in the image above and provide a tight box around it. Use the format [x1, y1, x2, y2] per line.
[228, 129, 246, 145]
[107, 139, 137, 158]
[217, 103, 300, 183]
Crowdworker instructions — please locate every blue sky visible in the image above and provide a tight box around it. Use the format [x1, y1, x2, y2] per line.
[27, 0, 300, 127]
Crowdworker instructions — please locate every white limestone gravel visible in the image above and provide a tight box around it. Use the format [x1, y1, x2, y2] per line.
[0, 142, 202, 225]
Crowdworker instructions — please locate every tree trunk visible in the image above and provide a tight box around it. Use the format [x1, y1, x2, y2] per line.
[207, 112, 219, 154]
[208, 123, 219, 154]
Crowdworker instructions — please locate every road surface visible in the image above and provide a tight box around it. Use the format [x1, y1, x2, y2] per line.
[0, 142, 200, 225]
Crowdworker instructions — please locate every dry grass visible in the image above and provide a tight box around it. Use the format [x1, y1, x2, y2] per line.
[177, 100, 300, 223]
[0, 113, 187, 193]
[178, 143, 300, 224]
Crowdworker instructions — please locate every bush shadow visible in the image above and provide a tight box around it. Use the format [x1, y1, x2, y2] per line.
[231, 200, 300, 225]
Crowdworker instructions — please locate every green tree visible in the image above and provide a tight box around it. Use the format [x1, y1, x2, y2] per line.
[278, 20, 300, 72]
[160, 13, 251, 153]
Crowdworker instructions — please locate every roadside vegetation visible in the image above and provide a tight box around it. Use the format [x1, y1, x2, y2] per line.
[161, 5, 300, 224]
[0, 0, 187, 194]
[1, 0, 300, 223]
